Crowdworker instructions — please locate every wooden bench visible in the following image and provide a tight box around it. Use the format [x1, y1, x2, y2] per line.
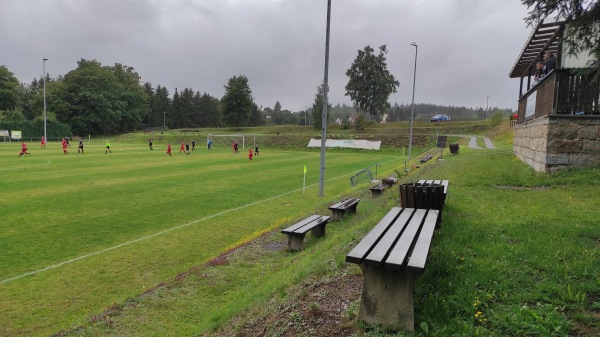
[420, 155, 433, 163]
[369, 184, 390, 197]
[328, 198, 360, 221]
[281, 215, 331, 251]
[346, 207, 440, 332]
[382, 177, 398, 186]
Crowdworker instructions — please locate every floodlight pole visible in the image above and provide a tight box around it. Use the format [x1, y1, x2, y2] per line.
[305, 106, 307, 126]
[319, 0, 331, 197]
[163, 111, 166, 128]
[408, 42, 418, 165]
[43, 58, 48, 142]
[486, 95, 489, 119]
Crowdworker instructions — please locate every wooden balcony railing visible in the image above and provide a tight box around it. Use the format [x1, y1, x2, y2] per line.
[517, 69, 600, 123]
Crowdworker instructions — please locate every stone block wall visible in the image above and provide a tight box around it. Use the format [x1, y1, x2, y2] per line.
[514, 116, 600, 172]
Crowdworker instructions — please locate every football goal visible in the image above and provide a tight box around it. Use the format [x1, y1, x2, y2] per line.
[207, 134, 256, 150]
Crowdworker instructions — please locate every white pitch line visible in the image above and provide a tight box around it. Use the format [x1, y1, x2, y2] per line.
[1, 158, 401, 285]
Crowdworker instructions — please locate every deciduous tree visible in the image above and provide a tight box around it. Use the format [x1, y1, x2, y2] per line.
[345, 45, 399, 118]
[0, 65, 22, 112]
[221, 75, 254, 130]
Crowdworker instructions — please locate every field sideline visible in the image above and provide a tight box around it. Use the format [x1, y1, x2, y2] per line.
[0, 140, 400, 335]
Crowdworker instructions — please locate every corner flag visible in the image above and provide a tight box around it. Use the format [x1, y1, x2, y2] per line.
[303, 165, 307, 194]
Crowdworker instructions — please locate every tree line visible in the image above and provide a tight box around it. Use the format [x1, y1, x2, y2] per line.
[1, 46, 506, 137]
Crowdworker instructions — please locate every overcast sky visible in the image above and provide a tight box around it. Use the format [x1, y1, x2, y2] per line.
[1, 0, 533, 112]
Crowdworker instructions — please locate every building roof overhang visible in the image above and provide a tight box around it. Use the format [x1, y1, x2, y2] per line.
[509, 21, 565, 78]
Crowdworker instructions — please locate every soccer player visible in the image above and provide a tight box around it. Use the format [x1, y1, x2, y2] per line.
[248, 148, 253, 161]
[233, 141, 239, 154]
[105, 141, 111, 154]
[18, 142, 30, 157]
[180, 142, 185, 153]
[61, 138, 68, 154]
[40, 136, 46, 148]
[166, 143, 172, 157]
[207, 139, 212, 150]
[255, 144, 259, 156]
[148, 138, 153, 150]
[191, 140, 196, 151]
[78, 139, 84, 153]
[185, 142, 190, 155]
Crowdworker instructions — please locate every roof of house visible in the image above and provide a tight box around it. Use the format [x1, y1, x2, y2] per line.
[509, 21, 565, 78]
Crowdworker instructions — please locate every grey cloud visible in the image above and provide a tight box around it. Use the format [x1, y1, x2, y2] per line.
[1, 0, 531, 112]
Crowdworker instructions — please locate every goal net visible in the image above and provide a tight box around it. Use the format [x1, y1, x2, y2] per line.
[207, 134, 256, 150]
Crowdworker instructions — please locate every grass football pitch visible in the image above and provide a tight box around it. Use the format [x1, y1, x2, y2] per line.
[0, 140, 400, 335]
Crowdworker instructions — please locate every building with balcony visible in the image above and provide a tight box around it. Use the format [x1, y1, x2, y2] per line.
[509, 21, 600, 172]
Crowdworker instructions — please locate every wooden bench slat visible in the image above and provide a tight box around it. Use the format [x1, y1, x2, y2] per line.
[345, 207, 402, 264]
[363, 208, 415, 266]
[407, 210, 439, 271]
[441, 180, 449, 194]
[281, 214, 321, 234]
[385, 209, 428, 269]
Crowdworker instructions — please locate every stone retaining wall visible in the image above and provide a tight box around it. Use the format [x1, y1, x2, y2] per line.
[513, 116, 600, 172]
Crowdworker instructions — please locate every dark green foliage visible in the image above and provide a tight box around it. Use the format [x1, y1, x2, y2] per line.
[199, 92, 222, 127]
[221, 75, 255, 130]
[312, 82, 331, 129]
[522, 0, 600, 80]
[355, 112, 367, 130]
[0, 65, 22, 111]
[57, 59, 148, 135]
[345, 45, 399, 118]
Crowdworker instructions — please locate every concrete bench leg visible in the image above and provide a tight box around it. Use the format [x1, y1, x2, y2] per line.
[286, 234, 306, 251]
[310, 224, 326, 237]
[371, 190, 382, 198]
[330, 209, 345, 221]
[358, 265, 417, 332]
[347, 205, 358, 214]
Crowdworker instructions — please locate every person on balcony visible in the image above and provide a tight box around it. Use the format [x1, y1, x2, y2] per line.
[534, 61, 545, 82]
[544, 52, 556, 75]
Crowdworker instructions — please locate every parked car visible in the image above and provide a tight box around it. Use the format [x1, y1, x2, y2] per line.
[431, 114, 450, 122]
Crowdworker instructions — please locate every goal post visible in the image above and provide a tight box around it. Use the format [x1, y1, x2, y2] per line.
[207, 134, 256, 150]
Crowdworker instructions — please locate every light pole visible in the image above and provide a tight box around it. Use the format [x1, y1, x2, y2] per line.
[486, 95, 489, 119]
[43, 58, 48, 142]
[163, 111, 166, 128]
[304, 106, 307, 126]
[407, 42, 418, 165]
[319, 0, 331, 197]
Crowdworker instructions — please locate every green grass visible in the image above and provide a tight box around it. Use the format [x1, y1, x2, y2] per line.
[2, 122, 599, 336]
[0, 139, 401, 336]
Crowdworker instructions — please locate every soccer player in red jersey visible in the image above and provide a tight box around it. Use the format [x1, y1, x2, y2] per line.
[19, 142, 30, 157]
[248, 148, 253, 161]
[166, 143, 172, 157]
[61, 138, 68, 154]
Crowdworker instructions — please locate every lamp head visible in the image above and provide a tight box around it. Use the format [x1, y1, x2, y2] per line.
[411, 42, 417, 47]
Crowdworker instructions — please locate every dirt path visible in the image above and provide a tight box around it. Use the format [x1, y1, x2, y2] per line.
[467, 136, 495, 149]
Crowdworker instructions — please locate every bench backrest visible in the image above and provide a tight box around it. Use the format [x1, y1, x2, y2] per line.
[399, 183, 445, 210]
[418, 179, 449, 194]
